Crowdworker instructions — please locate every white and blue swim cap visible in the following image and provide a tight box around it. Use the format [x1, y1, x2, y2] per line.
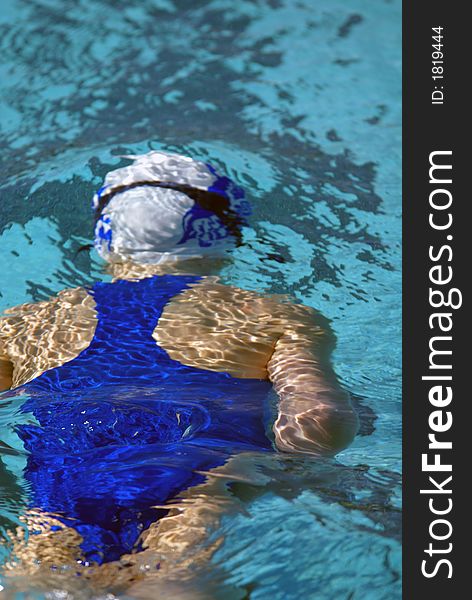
[92, 151, 251, 264]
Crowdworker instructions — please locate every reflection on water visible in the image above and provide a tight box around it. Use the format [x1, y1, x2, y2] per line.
[0, 0, 401, 597]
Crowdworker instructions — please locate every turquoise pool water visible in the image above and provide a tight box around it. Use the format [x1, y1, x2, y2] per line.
[0, 0, 401, 598]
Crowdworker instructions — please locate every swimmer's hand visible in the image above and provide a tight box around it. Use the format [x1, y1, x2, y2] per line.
[267, 320, 359, 457]
[272, 391, 358, 456]
[0, 357, 13, 391]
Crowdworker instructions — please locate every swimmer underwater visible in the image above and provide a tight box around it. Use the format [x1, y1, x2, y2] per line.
[0, 151, 358, 591]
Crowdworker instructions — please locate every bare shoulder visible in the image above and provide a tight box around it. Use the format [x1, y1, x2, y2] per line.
[154, 278, 331, 379]
[0, 288, 97, 388]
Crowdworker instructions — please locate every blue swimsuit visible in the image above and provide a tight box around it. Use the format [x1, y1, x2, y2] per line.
[16, 275, 273, 564]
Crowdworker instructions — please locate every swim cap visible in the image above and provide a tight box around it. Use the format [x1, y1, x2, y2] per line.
[92, 151, 251, 264]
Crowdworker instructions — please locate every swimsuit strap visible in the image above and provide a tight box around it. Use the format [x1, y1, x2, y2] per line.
[25, 275, 203, 393]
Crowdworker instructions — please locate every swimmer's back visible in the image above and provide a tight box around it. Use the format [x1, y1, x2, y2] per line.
[1, 271, 356, 456]
[0, 275, 328, 389]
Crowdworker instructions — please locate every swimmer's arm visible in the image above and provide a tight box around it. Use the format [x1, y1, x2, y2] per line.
[267, 315, 358, 456]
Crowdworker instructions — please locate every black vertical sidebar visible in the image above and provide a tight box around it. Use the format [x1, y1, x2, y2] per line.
[403, 3, 467, 598]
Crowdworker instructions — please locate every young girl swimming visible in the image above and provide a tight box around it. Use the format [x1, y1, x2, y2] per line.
[0, 151, 357, 588]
